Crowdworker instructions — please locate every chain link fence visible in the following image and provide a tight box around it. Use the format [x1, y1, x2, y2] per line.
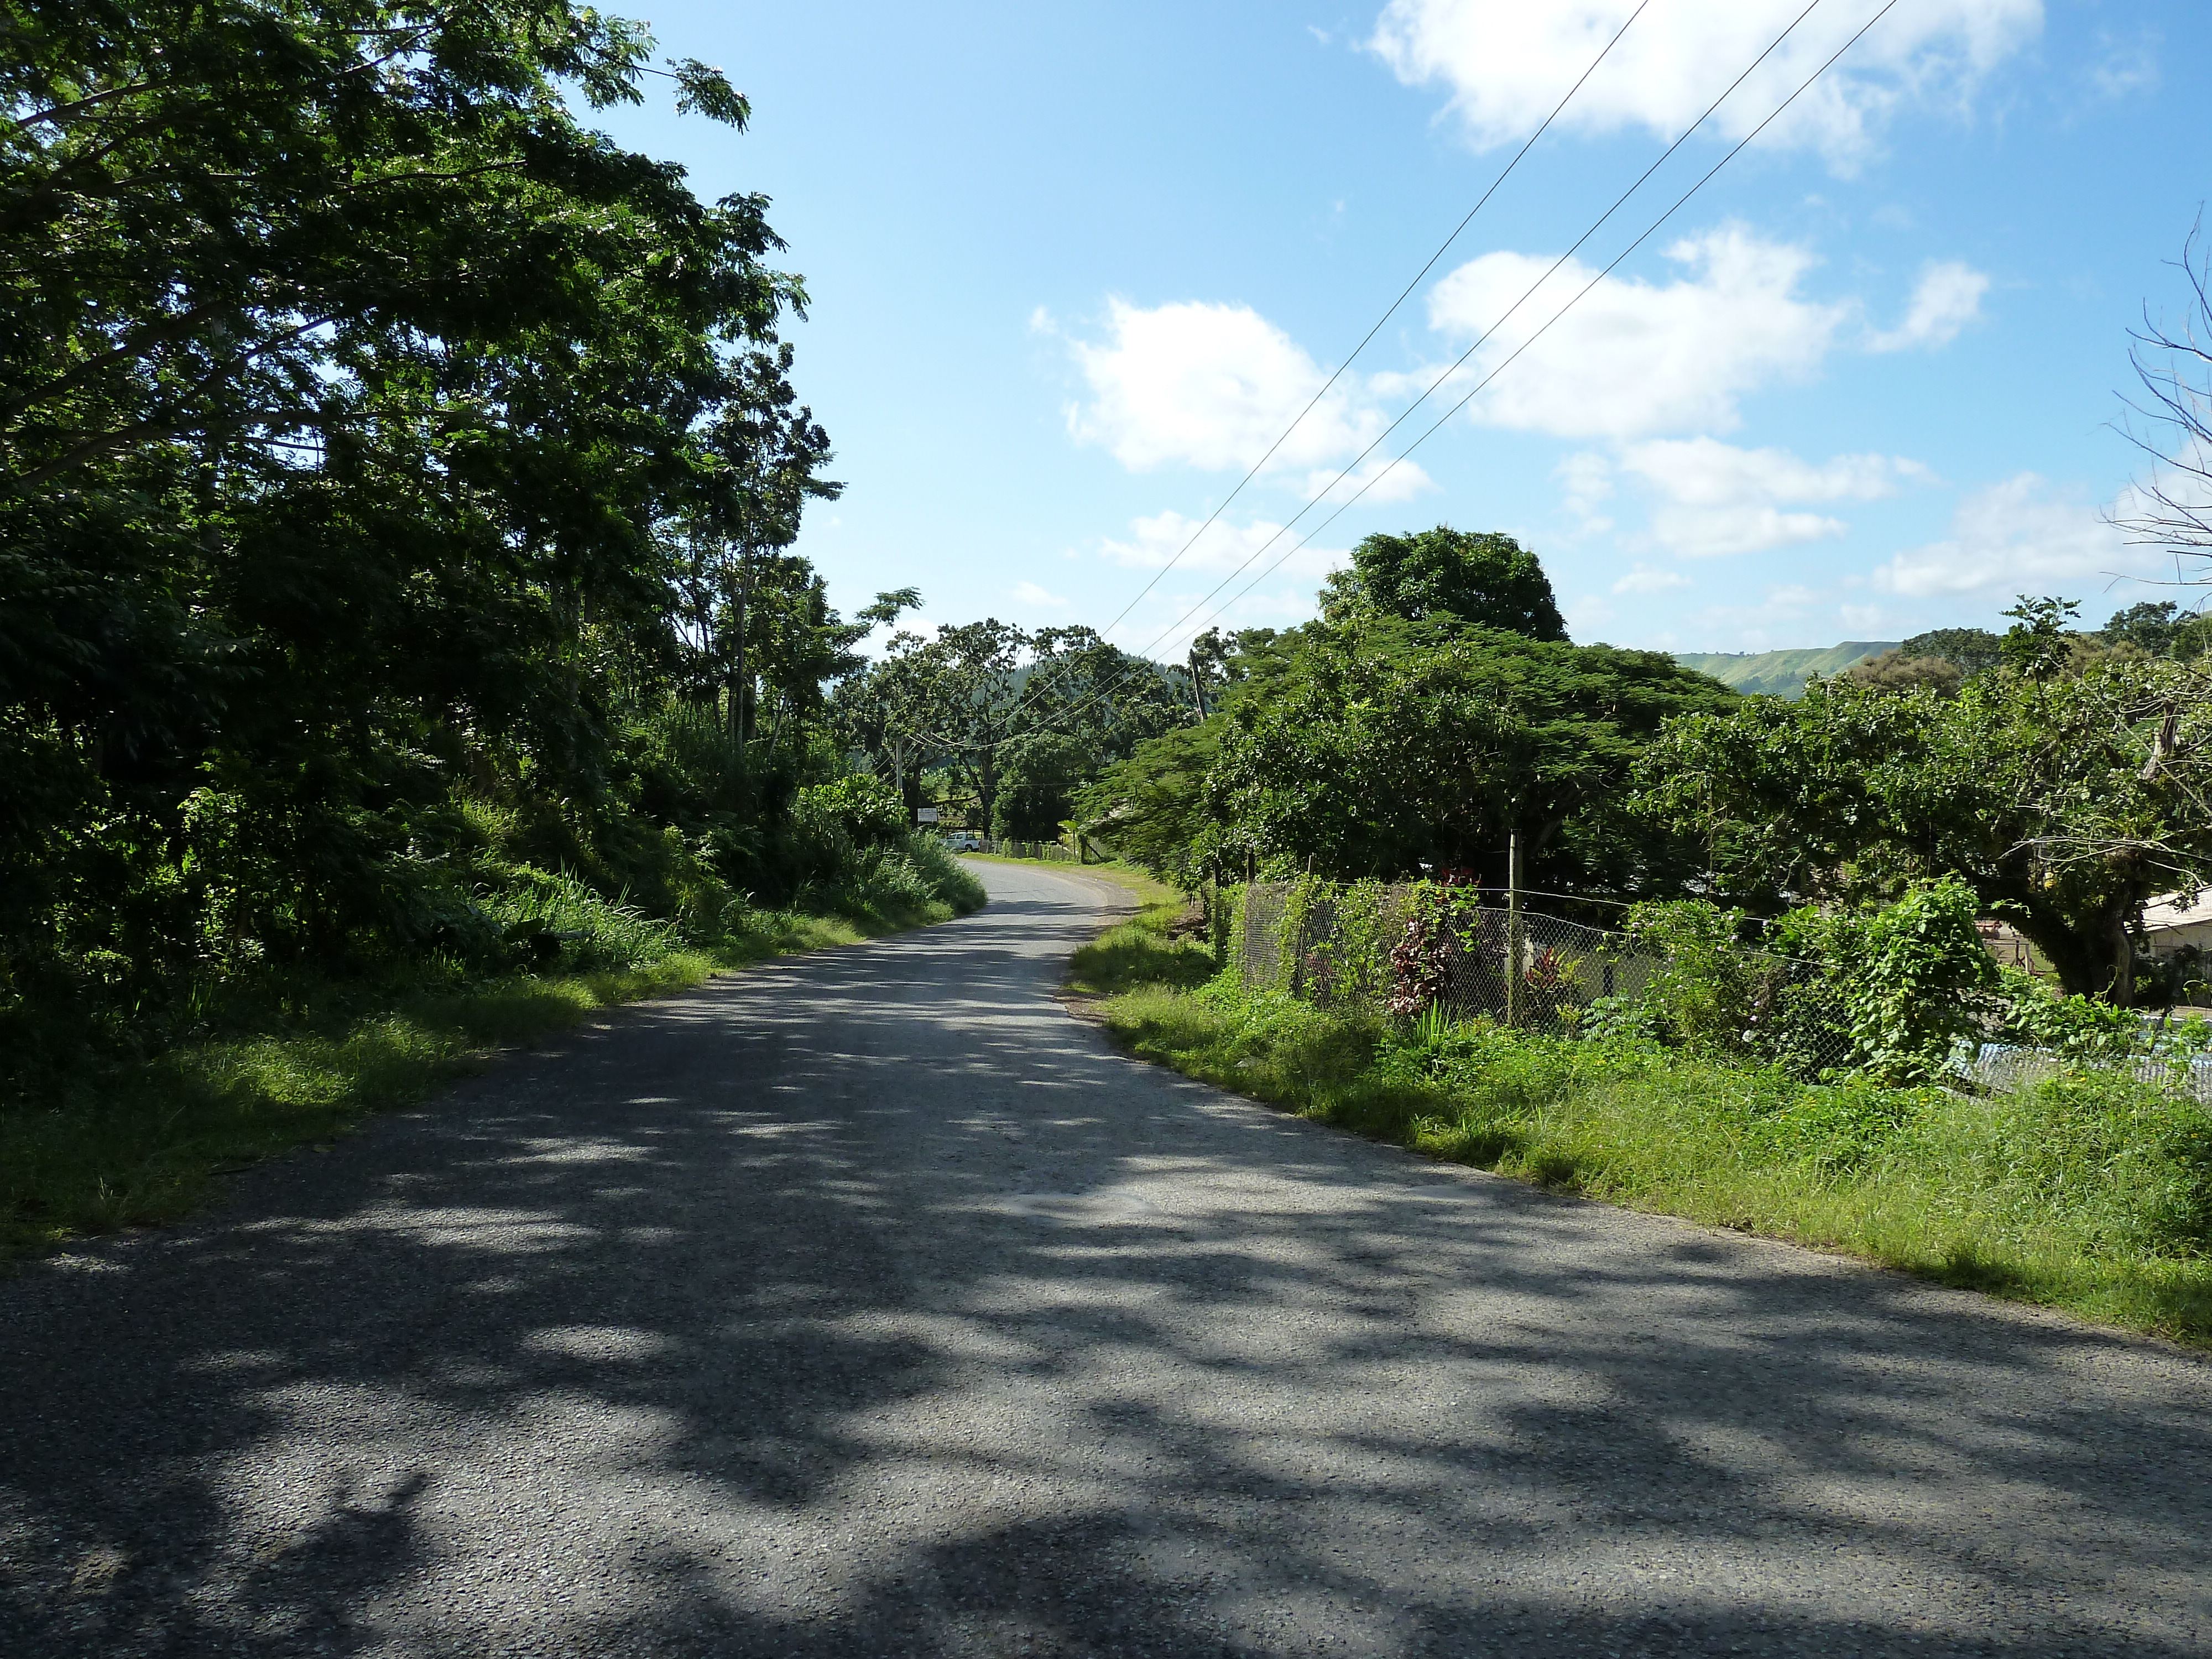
[1238, 883, 1659, 1021]
[1235, 881, 2212, 1097]
[1962, 1041, 2212, 1102]
[1234, 881, 1887, 1083]
[974, 837, 1079, 864]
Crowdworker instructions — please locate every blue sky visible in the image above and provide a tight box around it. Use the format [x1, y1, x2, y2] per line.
[597, 1, 2209, 656]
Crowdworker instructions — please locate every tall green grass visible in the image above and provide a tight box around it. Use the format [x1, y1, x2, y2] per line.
[1103, 981, 2212, 1346]
[1063, 870, 1214, 997]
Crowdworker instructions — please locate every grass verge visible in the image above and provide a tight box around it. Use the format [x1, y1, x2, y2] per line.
[1, 907, 913, 1265]
[1102, 979, 2212, 1349]
[961, 854, 1211, 997]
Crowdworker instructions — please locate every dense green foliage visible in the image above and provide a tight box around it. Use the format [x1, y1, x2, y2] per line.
[1228, 869, 2130, 1089]
[1611, 881, 2004, 1085]
[1087, 611, 1736, 900]
[1319, 525, 1568, 638]
[1639, 611, 2212, 999]
[1897, 626, 2005, 677]
[1, 1, 982, 1105]
[1211, 624, 1734, 891]
[838, 621, 1193, 839]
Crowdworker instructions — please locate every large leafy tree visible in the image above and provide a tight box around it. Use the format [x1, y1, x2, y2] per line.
[3, 0, 767, 489]
[1, 0, 843, 999]
[838, 622, 1190, 834]
[843, 620, 1029, 830]
[1203, 622, 1735, 901]
[1319, 526, 1568, 639]
[1078, 719, 1225, 886]
[1638, 602, 2212, 1001]
[993, 627, 1190, 837]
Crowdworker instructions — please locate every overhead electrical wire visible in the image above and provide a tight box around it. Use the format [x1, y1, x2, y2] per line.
[1099, 0, 1832, 676]
[998, 0, 1658, 739]
[1193, 0, 1903, 637]
[1081, 0, 1656, 648]
[1019, 0, 1898, 749]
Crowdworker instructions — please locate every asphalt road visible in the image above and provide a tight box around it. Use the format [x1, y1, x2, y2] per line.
[4, 859, 2210, 1658]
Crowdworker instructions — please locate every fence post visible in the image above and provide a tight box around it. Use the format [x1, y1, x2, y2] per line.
[1505, 831, 1523, 1031]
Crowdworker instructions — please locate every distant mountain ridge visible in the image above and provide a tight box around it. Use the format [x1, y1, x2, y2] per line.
[1672, 641, 1898, 699]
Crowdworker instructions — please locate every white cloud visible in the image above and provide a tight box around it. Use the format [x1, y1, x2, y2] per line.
[1067, 299, 1380, 473]
[1839, 603, 1886, 630]
[1097, 509, 1348, 584]
[1013, 580, 1071, 610]
[2088, 33, 2159, 100]
[1557, 450, 1616, 531]
[1426, 227, 1848, 438]
[1621, 437, 1922, 506]
[1299, 453, 1434, 507]
[1615, 436, 1929, 556]
[1871, 473, 2131, 597]
[1558, 450, 1614, 504]
[1670, 507, 1848, 557]
[1367, 0, 2041, 170]
[1680, 581, 1843, 653]
[1867, 260, 1990, 352]
[1612, 565, 1691, 594]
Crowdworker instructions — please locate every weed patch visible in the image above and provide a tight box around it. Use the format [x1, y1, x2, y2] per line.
[1100, 978, 2212, 1348]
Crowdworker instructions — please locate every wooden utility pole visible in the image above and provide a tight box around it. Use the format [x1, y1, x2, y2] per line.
[1504, 831, 1524, 1030]
[1187, 649, 1209, 718]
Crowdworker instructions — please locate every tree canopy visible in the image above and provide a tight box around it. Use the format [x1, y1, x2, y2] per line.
[1319, 527, 1568, 639]
[1160, 619, 1737, 902]
[836, 623, 1192, 838]
[1637, 609, 2212, 1000]
[2, 0, 882, 1031]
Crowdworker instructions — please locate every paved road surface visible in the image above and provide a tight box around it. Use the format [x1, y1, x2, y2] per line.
[4, 860, 2210, 1657]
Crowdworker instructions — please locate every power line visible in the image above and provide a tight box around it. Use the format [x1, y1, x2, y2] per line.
[1198, 0, 1902, 636]
[1022, 0, 1881, 748]
[1083, 0, 1656, 650]
[995, 0, 1661, 735]
[1105, 0, 1832, 676]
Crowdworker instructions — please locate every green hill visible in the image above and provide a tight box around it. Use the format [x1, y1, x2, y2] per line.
[1672, 641, 1898, 699]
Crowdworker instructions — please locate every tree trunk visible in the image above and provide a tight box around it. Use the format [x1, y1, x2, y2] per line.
[2008, 896, 2140, 1002]
[974, 749, 1000, 836]
[724, 545, 753, 747]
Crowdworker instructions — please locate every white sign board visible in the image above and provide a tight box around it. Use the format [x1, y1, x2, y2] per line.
[916, 807, 940, 822]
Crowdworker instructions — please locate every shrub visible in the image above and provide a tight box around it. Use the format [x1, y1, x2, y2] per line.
[482, 869, 680, 972]
[1619, 898, 1767, 1052]
[795, 774, 908, 846]
[1769, 877, 1997, 1084]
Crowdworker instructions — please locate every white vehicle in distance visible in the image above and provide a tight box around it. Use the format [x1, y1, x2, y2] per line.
[941, 831, 983, 853]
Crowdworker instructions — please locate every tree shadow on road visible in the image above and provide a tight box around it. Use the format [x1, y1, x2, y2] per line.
[4, 884, 2210, 1656]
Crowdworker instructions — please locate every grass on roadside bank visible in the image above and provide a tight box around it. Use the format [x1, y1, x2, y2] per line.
[0, 901, 951, 1266]
[1095, 957, 2212, 1348]
[960, 853, 1214, 998]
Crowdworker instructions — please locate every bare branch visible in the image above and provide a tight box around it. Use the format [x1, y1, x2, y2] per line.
[2111, 212, 2212, 564]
